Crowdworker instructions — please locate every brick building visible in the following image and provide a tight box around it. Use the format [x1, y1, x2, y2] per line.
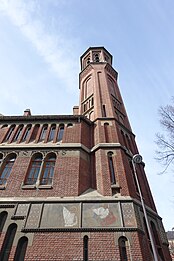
[0, 47, 171, 260]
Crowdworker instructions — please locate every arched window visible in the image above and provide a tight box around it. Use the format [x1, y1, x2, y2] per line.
[107, 152, 116, 184]
[30, 124, 40, 142]
[39, 125, 48, 141]
[0, 153, 3, 164]
[14, 236, 28, 261]
[118, 236, 128, 261]
[91, 97, 94, 106]
[25, 153, 43, 185]
[121, 130, 127, 148]
[22, 125, 32, 142]
[0, 211, 8, 233]
[95, 53, 99, 62]
[151, 221, 160, 246]
[67, 123, 73, 128]
[83, 235, 88, 261]
[48, 124, 56, 141]
[40, 153, 56, 185]
[87, 57, 90, 65]
[0, 154, 16, 185]
[4, 125, 15, 142]
[129, 161, 139, 193]
[13, 125, 24, 142]
[57, 124, 64, 142]
[0, 223, 17, 261]
[104, 123, 109, 143]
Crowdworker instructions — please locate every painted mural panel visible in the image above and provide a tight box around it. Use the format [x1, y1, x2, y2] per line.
[40, 203, 80, 228]
[82, 203, 121, 228]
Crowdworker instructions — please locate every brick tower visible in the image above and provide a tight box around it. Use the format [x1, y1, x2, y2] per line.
[0, 47, 171, 260]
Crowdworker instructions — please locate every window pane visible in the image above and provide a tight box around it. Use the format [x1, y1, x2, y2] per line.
[0, 158, 15, 185]
[25, 157, 42, 185]
[40, 156, 55, 185]
[48, 126, 56, 141]
[57, 126, 64, 142]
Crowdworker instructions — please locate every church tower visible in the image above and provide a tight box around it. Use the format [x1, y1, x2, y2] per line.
[0, 47, 171, 261]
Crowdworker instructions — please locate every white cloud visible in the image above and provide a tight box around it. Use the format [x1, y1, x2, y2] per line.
[0, 0, 79, 91]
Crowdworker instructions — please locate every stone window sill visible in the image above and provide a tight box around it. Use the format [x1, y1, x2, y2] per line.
[21, 184, 36, 190]
[38, 185, 53, 189]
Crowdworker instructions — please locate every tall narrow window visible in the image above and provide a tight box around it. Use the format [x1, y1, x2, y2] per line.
[30, 124, 40, 142]
[83, 235, 88, 261]
[118, 236, 128, 261]
[121, 130, 127, 148]
[0, 223, 17, 261]
[40, 154, 56, 185]
[103, 105, 107, 117]
[39, 125, 48, 141]
[22, 125, 31, 142]
[0, 154, 16, 185]
[87, 57, 90, 65]
[129, 161, 139, 193]
[14, 236, 28, 261]
[151, 221, 160, 246]
[108, 152, 116, 184]
[104, 123, 109, 143]
[57, 124, 64, 142]
[13, 125, 23, 142]
[0, 153, 3, 165]
[4, 125, 15, 142]
[25, 154, 42, 185]
[91, 97, 94, 106]
[48, 124, 56, 142]
[95, 53, 99, 62]
[0, 211, 8, 233]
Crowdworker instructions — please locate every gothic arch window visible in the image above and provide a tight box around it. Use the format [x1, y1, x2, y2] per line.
[30, 124, 40, 142]
[40, 153, 56, 185]
[94, 53, 99, 62]
[0, 153, 16, 186]
[1, 124, 8, 129]
[104, 123, 109, 143]
[22, 125, 32, 142]
[4, 124, 15, 142]
[48, 124, 56, 142]
[39, 124, 48, 141]
[14, 236, 28, 261]
[121, 130, 127, 148]
[13, 125, 24, 142]
[91, 97, 94, 106]
[89, 111, 94, 121]
[151, 221, 160, 246]
[0, 223, 17, 261]
[0, 153, 3, 164]
[0, 211, 8, 233]
[24, 153, 43, 185]
[118, 236, 128, 261]
[125, 134, 132, 151]
[129, 161, 139, 193]
[57, 124, 64, 142]
[107, 152, 116, 184]
[83, 235, 88, 261]
[87, 57, 90, 65]
[67, 123, 73, 128]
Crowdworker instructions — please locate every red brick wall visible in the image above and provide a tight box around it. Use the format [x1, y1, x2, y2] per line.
[4, 231, 149, 261]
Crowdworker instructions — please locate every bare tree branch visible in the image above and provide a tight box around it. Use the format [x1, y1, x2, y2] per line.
[155, 98, 174, 173]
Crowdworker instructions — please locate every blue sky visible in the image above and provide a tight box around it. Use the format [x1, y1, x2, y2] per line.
[0, 0, 173, 230]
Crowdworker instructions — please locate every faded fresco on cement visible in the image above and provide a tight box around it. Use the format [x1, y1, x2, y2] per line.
[40, 203, 80, 228]
[82, 203, 122, 227]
